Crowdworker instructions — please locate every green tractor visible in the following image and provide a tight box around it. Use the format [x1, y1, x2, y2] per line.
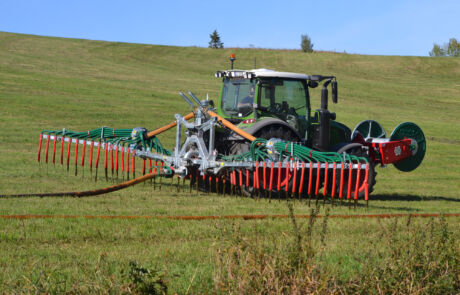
[211, 56, 426, 196]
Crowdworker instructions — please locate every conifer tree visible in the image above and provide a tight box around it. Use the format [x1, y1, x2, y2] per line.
[209, 30, 224, 49]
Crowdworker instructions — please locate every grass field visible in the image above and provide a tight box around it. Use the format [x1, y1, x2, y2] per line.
[0, 32, 459, 293]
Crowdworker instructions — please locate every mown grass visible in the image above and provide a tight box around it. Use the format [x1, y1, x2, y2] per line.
[0, 31, 459, 293]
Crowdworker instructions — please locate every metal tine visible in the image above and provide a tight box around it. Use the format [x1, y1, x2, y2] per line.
[277, 162, 282, 202]
[354, 163, 362, 209]
[110, 143, 114, 181]
[66, 137, 71, 171]
[52, 135, 57, 166]
[339, 161, 345, 206]
[37, 133, 43, 164]
[245, 168, 250, 196]
[241, 169, 245, 197]
[159, 162, 163, 191]
[195, 171, 199, 194]
[298, 162, 306, 201]
[74, 139, 79, 176]
[104, 142, 108, 181]
[347, 163, 353, 209]
[331, 162, 337, 206]
[115, 144, 119, 181]
[364, 163, 370, 208]
[292, 162, 297, 201]
[125, 146, 130, 180]
[230, 170, 234, 197]
[234, 171, 237, 197]
[89, 141, 94, 178]
[81, 140, 86, 179]
[45, 134, 50, 164]
[285, 162, 289, 200]
[315, 163, 320, 206]
[120, 146, 125, 181]
[268, 162, 274, 202]
[323, 162, 329, 206]
[95, 140, 101, 182]
[262, 163, 267, 199]
[153, 161, 157, 190]
[308, 163, 313, 206]
[252, 166, 257, 199]
[234, 170, 237, 196]
[43, 134, 50, 174]
[189, 170, 193, 193]
[132, 150, 136, 179]
[222, 176, 225, 196]
[60, 136, 64, 166]
[149, 159, 152, 186]
[210, 175, 214, 194]
[204, 173, 209, 195]
[142, 158, 146, 186]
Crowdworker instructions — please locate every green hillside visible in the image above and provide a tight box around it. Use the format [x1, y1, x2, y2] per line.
[0, 32, 459, 293]
[1, 31, 459, 198]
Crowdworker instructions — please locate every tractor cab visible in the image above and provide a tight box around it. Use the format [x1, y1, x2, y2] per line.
[216, 69, 310, 119]
[214, 68, 348, 152]
[215, 69, 311, 139]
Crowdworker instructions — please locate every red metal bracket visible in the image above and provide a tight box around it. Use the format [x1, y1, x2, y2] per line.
[373, 138, 412, 165]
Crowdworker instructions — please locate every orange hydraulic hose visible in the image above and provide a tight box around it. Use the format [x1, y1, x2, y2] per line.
[206, 110, 257, 142]
[147, 112, 195, 138]
[147, 110, 254, 142]
[0, 171, 160, 198]
[0, 213, 458, 221]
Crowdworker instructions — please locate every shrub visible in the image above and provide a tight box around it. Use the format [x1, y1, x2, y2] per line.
[124, 261, 168, 294]
[429, 38, 460, 57]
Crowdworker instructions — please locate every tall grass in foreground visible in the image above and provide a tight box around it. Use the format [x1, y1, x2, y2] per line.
[213, 204, 459, 295]
[0, 209, 458, 293]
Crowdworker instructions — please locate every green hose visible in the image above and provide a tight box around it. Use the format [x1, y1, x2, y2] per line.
[41, 127, 172, 156]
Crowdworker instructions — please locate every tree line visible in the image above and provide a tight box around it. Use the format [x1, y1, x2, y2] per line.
[209, 30, 459, 57]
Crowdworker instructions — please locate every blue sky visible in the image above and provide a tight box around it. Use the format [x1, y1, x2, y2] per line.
[1, 0, 458, 56]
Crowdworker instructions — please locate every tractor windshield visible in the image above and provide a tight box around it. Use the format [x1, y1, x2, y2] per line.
[259, 79, 308, 117]
[221, 78, 256, 117]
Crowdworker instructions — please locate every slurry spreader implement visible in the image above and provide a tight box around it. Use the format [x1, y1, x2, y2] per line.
[36, 56, 426, 206]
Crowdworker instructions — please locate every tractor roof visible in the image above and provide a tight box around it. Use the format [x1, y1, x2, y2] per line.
[215, 69, 310, 80]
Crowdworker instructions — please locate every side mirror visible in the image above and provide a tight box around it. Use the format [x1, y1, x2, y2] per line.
[331, 81, 338, 103]
[308, 80, 319, 88]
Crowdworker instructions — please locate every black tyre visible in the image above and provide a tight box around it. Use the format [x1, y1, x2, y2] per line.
[228, 124, 301, 197]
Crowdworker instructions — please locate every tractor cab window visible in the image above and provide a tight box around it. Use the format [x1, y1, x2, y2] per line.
[221, 78, 255, 117]
[259, 79, 307, 118]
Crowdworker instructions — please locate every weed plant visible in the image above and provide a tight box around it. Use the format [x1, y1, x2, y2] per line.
[214, 204, 459, 294]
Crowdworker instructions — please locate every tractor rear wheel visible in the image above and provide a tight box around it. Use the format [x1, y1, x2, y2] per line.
[229, 124, 300, 155]
[329, 143, 376, 199]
